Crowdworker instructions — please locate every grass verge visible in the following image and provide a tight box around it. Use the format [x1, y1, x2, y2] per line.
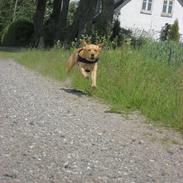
[0, 47, 182, 131]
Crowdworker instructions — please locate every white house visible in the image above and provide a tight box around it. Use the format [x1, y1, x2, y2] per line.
[118, 0, 183, 40]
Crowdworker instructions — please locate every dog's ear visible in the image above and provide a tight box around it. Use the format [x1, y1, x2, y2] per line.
[80, 40, 87, 47]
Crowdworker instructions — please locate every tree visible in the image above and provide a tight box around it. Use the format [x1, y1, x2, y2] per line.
[13, 0, 36, 21]
[67, 1, 78, 26]
[33, 0, 47, 47]
[68, 0, 98, 42]
[160, 20, 180, 42]
[0, 0, 14, 32]
[89, 0, 126, 37]
[94, 0, 115, 35]
[45, 0, 70, 46]
[54, 0, 70, 41]
[169, 19, 180, 42]
[160, 23, 171, 41]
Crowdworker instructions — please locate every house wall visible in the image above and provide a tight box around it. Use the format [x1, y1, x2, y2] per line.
[119, 0, 183, 40]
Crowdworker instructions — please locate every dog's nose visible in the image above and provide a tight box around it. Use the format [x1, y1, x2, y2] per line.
[91, 54, 94, 57]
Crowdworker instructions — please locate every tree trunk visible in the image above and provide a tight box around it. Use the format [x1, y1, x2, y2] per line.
[55, 0, 70, 42]
[47, 0, 70, 45]
[33, 0, 46, 47]
[68, 0, 98, 43]
[94, 0, 115, 35]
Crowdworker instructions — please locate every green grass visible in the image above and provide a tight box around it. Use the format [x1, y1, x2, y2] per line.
[0, 47, 182, 131]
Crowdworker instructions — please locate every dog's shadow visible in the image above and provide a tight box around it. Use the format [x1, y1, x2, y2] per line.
[60, 88, 87, 97]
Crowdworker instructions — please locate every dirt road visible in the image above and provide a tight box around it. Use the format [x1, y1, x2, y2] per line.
[0, 59, 183, 183]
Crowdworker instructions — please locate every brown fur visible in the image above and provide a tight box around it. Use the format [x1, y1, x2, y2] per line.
[66, 41, 102, 88]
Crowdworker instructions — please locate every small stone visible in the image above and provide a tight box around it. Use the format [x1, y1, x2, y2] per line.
[3, 173, 17, 179]
[131, 137, 136, 142]
[138, 140, 144, 144]
[64, 162, 69, 169]
[29, 122, 34, 126]
[123, 172, 128, 176]
[167, 149, 174, 155]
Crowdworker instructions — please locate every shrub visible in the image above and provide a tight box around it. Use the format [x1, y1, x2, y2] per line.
[1, 18, 34, 47]
[160, 20, 180, 42]
[160, 23, 171, 41]
[169, 19, 180, 42]
[110, 19, 132, 48]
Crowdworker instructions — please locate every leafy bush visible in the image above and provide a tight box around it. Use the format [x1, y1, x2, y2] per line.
[169, 19, 180, 42]
[1, 18, 34, 47]
[160, 23, 171, 41]
[160, 19, 180, 42]
[110, 19, 132, 48]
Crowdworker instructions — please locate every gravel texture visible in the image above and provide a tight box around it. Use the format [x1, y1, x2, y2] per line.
[0, 59, 183, 183]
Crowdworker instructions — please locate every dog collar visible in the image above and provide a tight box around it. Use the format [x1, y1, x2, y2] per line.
[77, 48, 99, 64]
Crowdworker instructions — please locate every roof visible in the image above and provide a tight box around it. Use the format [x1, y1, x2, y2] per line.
[116, 0, 183, 10]
[178, 0, 183, 6]
[115, 0, 131, 11]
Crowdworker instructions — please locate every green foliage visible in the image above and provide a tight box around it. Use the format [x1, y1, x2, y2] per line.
[0, 0, 14, 32]
[0, 0, 35, 45]
[160, 20, 180, 42]
[110, 19, 132, 48]
[169, 19, 180, 42]
[15, 0, 36, 21]
[160, 23, 171, 41]
[67, 1, 78, 26]
[1, 18, 34, 47]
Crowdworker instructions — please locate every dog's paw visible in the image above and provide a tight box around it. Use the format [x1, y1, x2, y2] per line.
[91, 85, 97, 89]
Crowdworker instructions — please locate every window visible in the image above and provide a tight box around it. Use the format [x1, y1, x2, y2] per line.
[162, 0, 174, 17]
[141, 0, 153, 14]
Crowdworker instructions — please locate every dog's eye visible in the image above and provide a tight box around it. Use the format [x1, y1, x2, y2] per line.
[88, 49, 91, 51]
[94, 49, 97, 52]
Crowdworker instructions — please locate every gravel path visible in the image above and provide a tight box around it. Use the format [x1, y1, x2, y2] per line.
[0, 59, 183, 183]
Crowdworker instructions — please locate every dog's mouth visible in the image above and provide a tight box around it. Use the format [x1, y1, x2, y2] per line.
[90, 55, 96, 60]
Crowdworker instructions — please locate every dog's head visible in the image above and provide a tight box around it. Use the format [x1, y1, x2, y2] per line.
[80, 40, 103, 61]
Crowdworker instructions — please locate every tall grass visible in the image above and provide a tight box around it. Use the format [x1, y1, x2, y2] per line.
[0, 45, 182, 131]
[139, 41, 183, 65]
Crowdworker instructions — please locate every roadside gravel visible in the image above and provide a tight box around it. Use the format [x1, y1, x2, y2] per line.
[0, 59, 183, 183]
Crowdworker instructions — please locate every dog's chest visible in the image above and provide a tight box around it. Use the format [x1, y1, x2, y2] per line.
[79, 63, 95, 72]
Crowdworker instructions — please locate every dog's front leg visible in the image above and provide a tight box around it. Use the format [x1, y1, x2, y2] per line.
[91, 64, 97, 88]
[80, 67, 89, 79]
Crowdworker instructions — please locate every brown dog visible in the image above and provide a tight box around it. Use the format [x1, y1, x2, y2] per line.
[66, 41, 102, 88]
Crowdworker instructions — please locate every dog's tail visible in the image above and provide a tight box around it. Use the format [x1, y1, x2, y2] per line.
[66, 53, 77, 73]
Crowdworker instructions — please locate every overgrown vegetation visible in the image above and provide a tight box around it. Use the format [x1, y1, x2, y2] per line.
[0, 43, 182, 131]
[1, 18, 34, 47]
[0, 0, 35, 45]
[160, 19, 180, 42]
[0, 0, 128, 47]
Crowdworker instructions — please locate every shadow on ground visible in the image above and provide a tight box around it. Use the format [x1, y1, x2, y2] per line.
[60, 88, 87, 97]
